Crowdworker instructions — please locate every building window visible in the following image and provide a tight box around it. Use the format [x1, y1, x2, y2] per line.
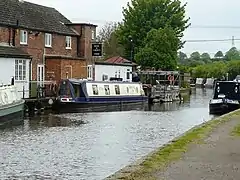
[20, 30, 28, 45]
[115, 85, 120, 95]
[15, 59, 26, 81]
[45, 33, 52, 47]
[127, 69, 130, 80]
[66, 36, 71, 49]
[91, 30, 95, 40]
[118, 70, 120, 78]
[87, 65, 93, 79]
[92, 85, 98, 95]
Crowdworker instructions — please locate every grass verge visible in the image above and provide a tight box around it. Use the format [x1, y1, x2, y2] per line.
[107, 110, 240, 180]
[231, 123, 240, 136]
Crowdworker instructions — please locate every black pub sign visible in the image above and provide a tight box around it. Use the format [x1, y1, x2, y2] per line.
[92, 43, 102, 56]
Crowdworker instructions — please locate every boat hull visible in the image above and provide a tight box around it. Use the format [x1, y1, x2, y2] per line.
[0, 100, 25, 122]
[52, 97, 148, 113]
[209, 99, 240, 115]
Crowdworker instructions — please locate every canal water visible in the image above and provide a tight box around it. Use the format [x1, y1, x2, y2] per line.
[0, 88, 215, 180]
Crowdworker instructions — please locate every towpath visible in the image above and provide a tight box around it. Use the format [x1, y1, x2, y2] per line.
[155, 115, 240, 180]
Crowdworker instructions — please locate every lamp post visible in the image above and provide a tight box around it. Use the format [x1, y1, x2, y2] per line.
[128, 35, 134, 62]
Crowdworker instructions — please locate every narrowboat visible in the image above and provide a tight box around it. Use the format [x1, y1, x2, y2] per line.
[52, 79, 148, 113]
[0, 85, 25, 122]
[209, 81, 240, 115]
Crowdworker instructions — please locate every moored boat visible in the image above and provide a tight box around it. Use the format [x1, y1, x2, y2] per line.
[52, 79, 148, 113]
[0, 85, 25, 122]
[209, 81, 240, 115]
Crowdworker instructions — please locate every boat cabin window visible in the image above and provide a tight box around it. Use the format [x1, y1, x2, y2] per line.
[59, 81, 71, 97]
[72, 84, 80, 97]
[136, 87, 139, 93]
[115, 85, 120, 95]
[126, 87, 129, 93]
[104, 85, 110, 95]
[92, 85, 98, 95]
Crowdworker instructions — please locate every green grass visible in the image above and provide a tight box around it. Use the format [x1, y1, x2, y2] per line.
[231, 124, 240, 136]
[109, 110, 240, 180]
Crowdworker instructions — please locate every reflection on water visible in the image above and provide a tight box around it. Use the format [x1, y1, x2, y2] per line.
[0, 88, 215, 180]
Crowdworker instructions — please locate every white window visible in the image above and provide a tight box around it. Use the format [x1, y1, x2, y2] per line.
[20, 30, 28, 45]
[66, 36, 71, 49]
[87, 65, 93, 79]
[15, 59, 26, 81]
[91, 30, 95, 40]
[45, 33, 52, 47]
[37, 64, 45, 87]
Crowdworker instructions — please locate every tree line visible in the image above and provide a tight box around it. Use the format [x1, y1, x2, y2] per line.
[178, 47, 240, 67]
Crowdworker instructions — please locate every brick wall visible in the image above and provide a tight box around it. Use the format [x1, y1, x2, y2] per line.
[0, 27, 10, 44]
[46, 58, 87, 82]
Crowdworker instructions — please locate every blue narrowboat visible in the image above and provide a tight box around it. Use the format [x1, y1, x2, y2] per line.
[52, 79, 148, 113]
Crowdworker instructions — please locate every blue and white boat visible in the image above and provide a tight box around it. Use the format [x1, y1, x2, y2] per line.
[52, 79, 148, 113]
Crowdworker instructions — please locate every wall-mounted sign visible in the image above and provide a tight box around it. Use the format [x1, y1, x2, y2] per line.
[92, 43, 102, 56]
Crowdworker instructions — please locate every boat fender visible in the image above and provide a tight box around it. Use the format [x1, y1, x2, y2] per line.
[2, 92, 8, 104]
[48, 98, 54, 105]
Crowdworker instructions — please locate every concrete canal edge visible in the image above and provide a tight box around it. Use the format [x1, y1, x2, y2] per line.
[105, 109, 240, 180]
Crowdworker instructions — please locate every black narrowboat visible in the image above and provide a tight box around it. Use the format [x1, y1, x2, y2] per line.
[209, 81, 240, 115]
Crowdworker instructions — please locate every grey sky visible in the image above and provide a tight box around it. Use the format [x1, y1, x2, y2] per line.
[27, 0, 240, 57]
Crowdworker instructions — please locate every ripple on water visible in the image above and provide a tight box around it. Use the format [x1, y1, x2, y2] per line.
[0, 88, 215, 179]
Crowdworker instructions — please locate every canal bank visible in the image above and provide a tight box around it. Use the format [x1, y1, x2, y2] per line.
[106, 109, 240, 180]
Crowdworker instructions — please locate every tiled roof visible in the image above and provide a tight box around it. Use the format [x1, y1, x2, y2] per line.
[0, 0, 78, 36]
[0, 45, 31, 58]
[105, 56, 137, 65]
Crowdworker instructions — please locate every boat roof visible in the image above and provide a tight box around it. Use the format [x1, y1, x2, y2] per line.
[66, 78, 141, 85]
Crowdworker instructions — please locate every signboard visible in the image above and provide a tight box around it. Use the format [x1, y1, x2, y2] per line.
[92, 43, 102, 56]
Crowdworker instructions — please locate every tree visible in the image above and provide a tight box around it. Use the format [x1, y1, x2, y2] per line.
[214, 51, 224, 58]
[135, 27, 179, 70]
[178, 51, 188, 65]
[117, 0, 190, 65]
[96, 22, 125, 59]
[225, 47, 240, 61]
[190, 51, 201, 61]
[201, 52, 211, 63]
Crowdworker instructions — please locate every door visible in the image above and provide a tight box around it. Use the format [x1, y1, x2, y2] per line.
[37, 64, 45, 87]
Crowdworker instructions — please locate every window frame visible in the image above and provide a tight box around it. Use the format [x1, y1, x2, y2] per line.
[87, 65, 93, 79]
[91, 30, 95, 40]
[65, 36, 71, 49]
[15, 59, 27, 81]
[45, 33, 52, 47]
[20, 30, 28, 45]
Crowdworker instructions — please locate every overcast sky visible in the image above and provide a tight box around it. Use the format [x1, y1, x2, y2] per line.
[27, 0, 240, 57]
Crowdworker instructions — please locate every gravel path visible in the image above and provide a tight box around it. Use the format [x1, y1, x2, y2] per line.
[155, 117, 240, 180]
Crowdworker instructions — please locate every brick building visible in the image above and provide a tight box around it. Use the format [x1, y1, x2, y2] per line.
[0, 0, 97, 84]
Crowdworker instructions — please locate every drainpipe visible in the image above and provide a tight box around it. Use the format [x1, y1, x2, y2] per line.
[12, 20, 19, 46]
[77, 26, 83, 57]
[8, 27, 11, 46]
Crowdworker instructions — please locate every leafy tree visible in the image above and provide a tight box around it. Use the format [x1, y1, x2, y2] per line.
[178, 51, 188, 65]
[225, 47, 240, 61]
[96, 22, 125, 59]
[190, 51, 201, 61]
[117, 0, 190, 66]
[135, 27, 179, 70]
[201, 52, 211, 63]
[214, 51, 224, 58]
